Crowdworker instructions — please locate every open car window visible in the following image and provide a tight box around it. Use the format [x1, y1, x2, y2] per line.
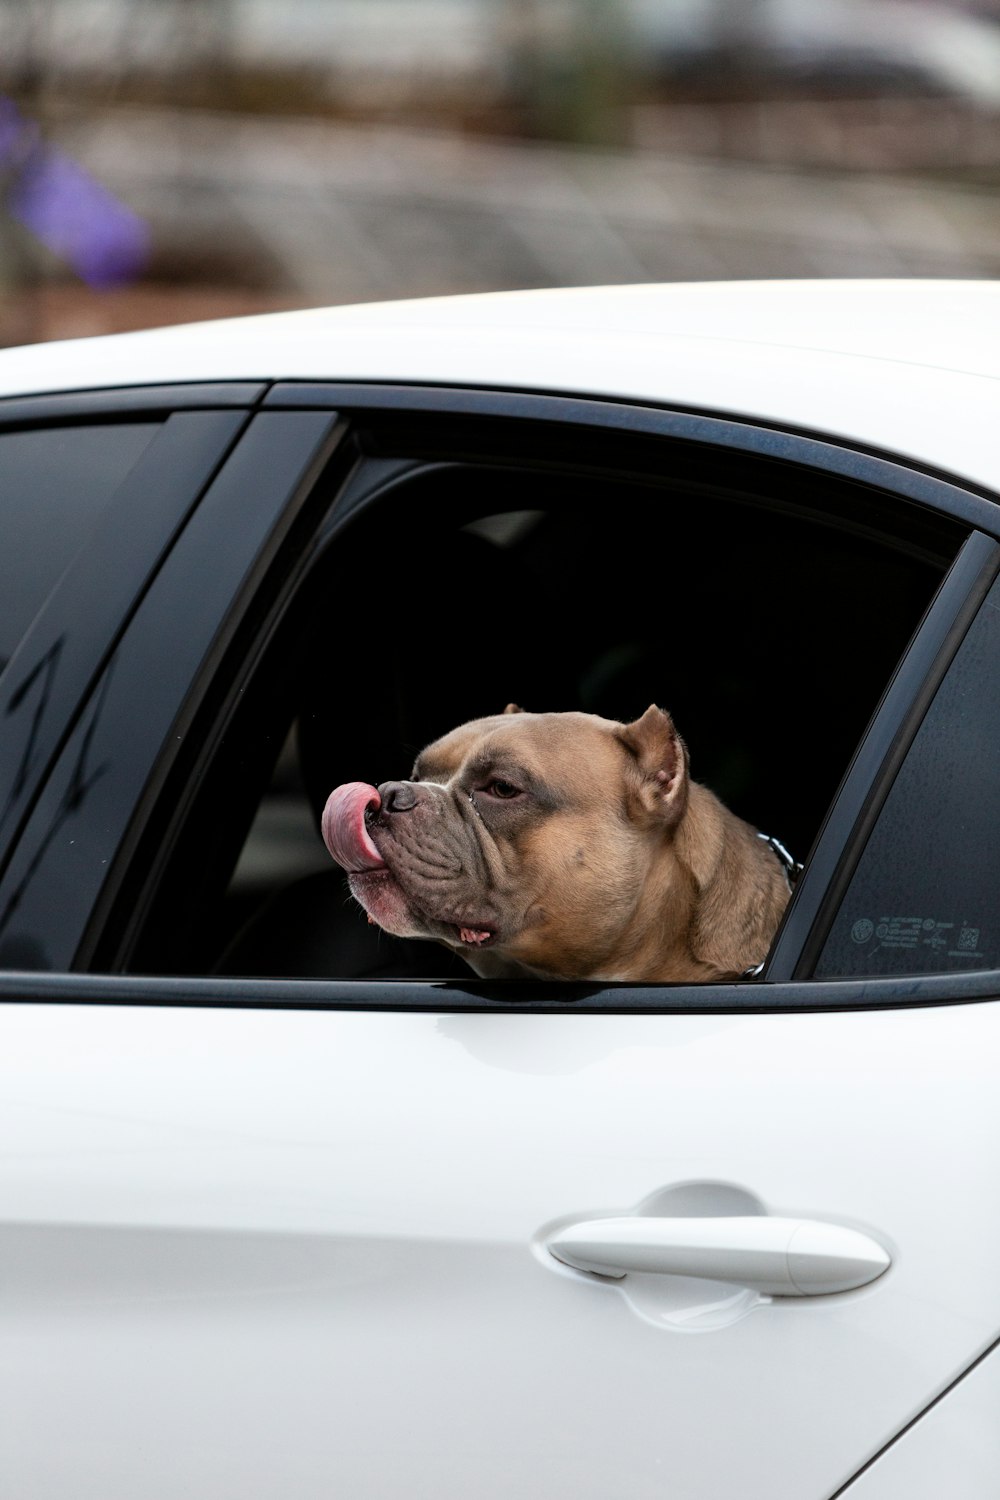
[117, 425, 963, 986]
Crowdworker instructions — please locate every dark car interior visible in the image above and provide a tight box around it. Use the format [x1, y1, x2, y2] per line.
[122, 424, 963, 981]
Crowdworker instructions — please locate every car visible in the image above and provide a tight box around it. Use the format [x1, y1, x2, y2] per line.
[1, 279, 999, 1499]
[636, 0, 1000, 105]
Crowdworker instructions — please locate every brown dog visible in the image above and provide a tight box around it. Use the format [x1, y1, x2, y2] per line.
[322, 705, 792, 982]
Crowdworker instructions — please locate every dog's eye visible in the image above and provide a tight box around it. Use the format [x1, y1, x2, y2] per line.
[486, 779, 522, 800]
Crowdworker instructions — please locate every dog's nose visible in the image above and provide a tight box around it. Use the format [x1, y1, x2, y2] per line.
[378, 780, 419, 814]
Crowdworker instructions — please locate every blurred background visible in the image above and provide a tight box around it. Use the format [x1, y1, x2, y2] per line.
[2, 0, 1000, 345]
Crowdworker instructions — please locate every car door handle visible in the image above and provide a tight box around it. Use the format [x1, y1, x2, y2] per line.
[546, 1216, 891, 1296]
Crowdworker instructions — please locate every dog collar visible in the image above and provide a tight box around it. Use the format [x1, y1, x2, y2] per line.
[757, 831, 803, 890]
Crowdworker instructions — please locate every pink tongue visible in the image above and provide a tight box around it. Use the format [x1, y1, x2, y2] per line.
[322, 783, 386, 872]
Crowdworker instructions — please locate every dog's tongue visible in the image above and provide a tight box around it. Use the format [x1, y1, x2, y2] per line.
[322, 783, 386, 872]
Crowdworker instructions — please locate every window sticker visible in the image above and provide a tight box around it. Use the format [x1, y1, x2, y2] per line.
[847, 915, 983, 963]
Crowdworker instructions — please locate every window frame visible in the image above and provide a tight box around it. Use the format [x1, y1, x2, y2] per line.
[3, 381, 1000, 1011]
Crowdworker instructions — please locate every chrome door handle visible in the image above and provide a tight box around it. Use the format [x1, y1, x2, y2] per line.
[546, 1216, 890, 1296]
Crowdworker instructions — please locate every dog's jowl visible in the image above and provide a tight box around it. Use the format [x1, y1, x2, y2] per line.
[322, 705, 792, 982]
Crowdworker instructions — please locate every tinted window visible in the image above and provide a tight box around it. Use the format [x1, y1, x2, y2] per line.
[0, 422, 159, 674]
[816, 569, 1000, 978]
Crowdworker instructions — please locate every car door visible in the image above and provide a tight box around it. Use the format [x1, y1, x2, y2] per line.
[1, 389, 999, 1500]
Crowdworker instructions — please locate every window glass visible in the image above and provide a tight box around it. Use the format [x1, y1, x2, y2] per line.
[0, 422, 160, 675]
[816, 570, 1000, 978]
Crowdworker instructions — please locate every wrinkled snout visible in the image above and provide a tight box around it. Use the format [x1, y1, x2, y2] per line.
[323, 778, 443, 873]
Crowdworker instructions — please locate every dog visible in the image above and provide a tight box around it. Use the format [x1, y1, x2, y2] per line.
[322, 705, 793, 982]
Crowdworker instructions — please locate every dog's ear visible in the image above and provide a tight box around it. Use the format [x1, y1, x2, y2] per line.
[503, 702, 525, 715]
[618, 705, 689, 825]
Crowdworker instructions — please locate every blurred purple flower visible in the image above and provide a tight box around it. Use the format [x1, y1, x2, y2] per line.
[0, 97, 23, 160]
[0, 96, 149, 289]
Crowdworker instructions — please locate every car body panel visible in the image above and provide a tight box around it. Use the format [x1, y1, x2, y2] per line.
[1, 282, 999, 493]
[1, 998, 999, 1498]
[838, 1346, 1000, 1498]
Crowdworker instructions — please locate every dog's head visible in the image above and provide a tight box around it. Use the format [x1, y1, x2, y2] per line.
[322, 704, 697, 979]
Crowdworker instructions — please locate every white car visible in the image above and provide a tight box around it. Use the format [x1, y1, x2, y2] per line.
[1, 280, 998, 1498]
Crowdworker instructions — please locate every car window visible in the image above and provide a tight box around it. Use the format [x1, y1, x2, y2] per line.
[815, 569, 1000, 978]
[0, 422, 160, 678]
[120, 446, 959, 983]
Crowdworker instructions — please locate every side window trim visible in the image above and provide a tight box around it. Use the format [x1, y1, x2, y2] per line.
[0, 383, 266, 425]
[1, 968, 999, 1015]
[766, 530, 1000, 983]
[266, 381, 1000, 538]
